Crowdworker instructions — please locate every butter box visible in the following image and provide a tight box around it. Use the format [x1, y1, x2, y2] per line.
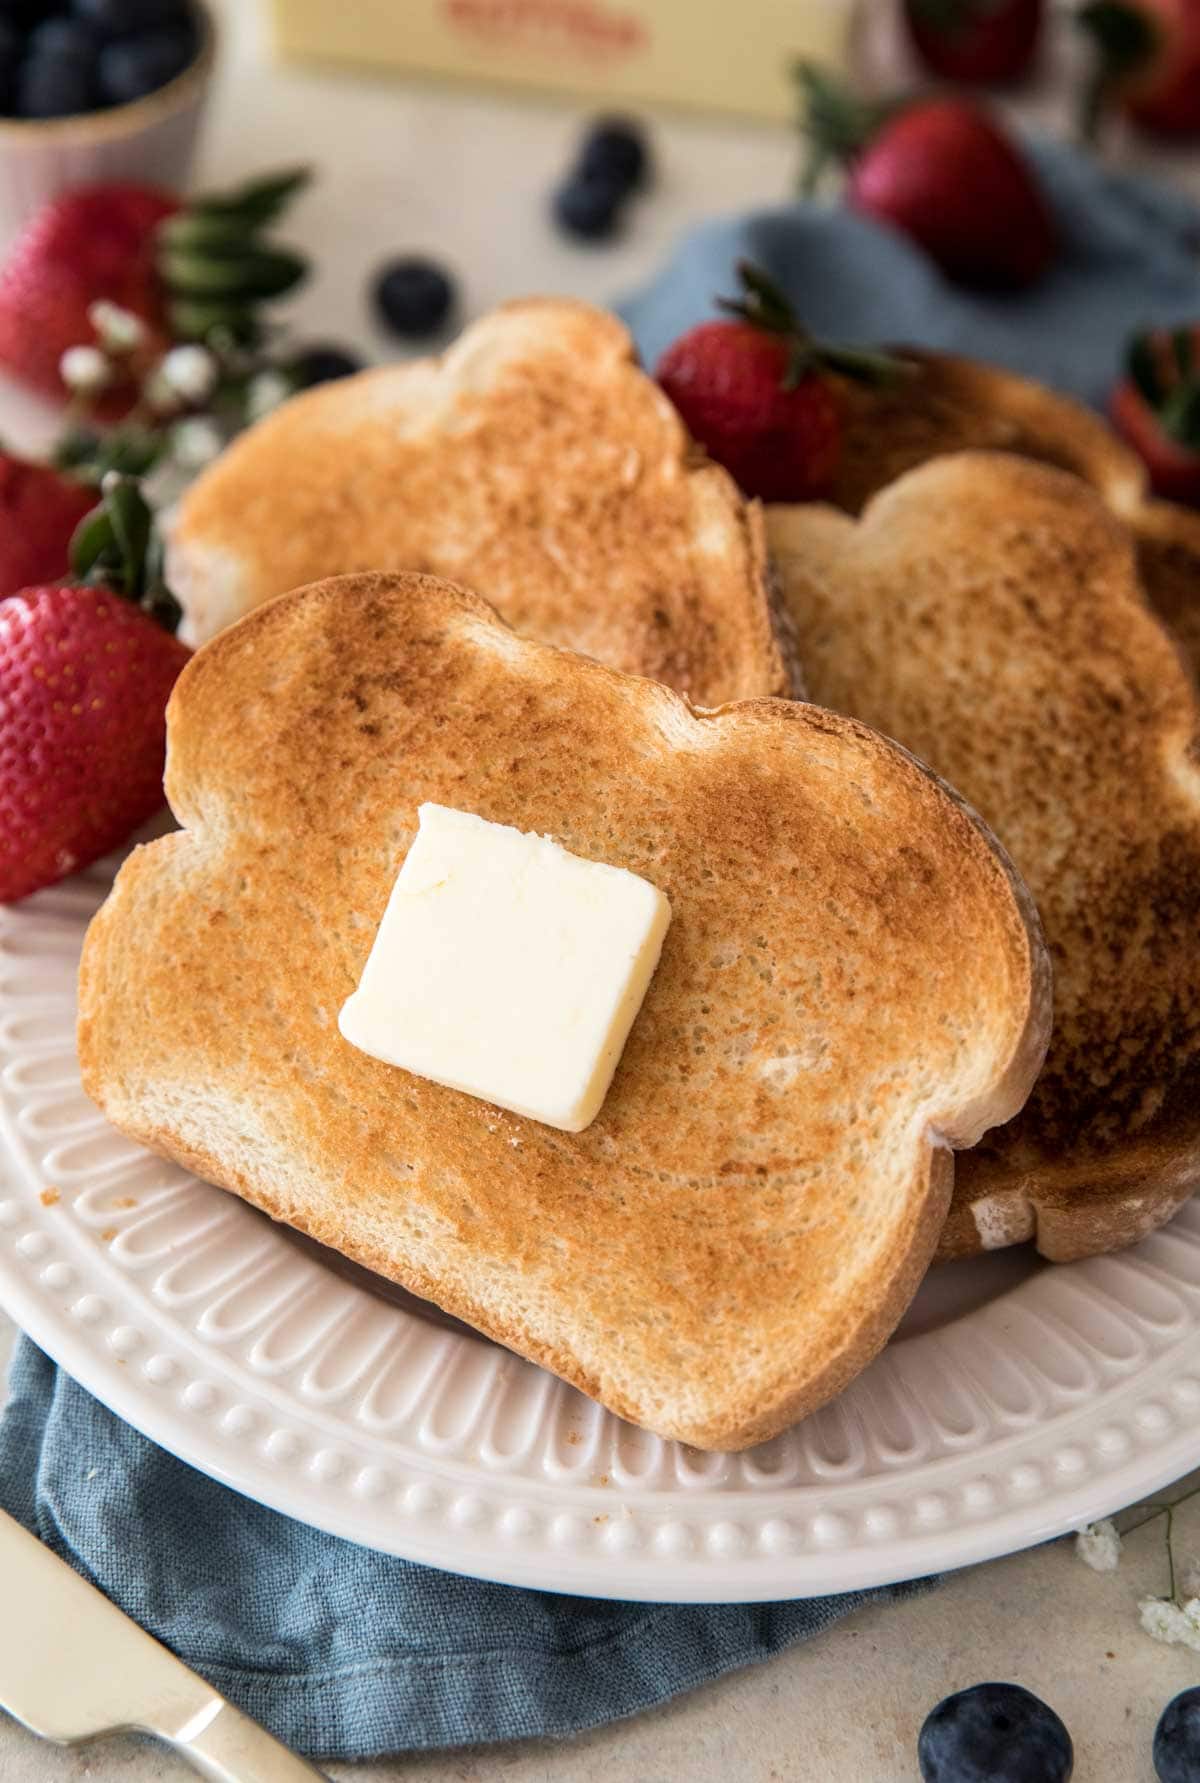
[271, 0, 857, 123]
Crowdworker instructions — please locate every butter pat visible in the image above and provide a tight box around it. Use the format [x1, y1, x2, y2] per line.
[339, 804, 671, 1132]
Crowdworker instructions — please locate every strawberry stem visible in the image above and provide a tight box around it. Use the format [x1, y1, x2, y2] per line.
[69, 475, 182, 633]
[792, 63, 896, 195]
[1125, 326, 1200, 452]
[717, 260, 914, 390]
[1075, 1, 1160, 138]
[909, 0, 991, 30]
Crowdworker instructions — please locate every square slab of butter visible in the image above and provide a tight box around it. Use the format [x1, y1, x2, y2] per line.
[339, 804, 671, 1132]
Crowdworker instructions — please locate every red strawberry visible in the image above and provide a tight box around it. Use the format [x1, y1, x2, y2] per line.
[0, 452, 97, 589]
[0, 479, 190, 904]
[904, 0, 1044, 85]
[1078, 0, 1200, 137]
[797, 71, 1057, 290]
[0, 167, 311, 409]
[655, 262, 905, 503]
[0, 186, 178, 409]
[1110, 323, 1200, 503]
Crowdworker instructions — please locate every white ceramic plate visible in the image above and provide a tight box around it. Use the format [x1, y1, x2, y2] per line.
[3, 851, 1200, 1603]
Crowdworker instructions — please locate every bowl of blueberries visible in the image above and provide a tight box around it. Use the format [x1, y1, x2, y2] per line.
[0, 0, 215, 240]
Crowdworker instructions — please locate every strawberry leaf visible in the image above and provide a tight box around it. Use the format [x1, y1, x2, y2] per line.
[157, 166, 312, 351]
[161, 247, 309, 302]
[1077, 1, 1160, 138]
[1160, 381, 1200, 453]
[105, 477, 151, 600]
[792, 63, 896, 194]
[1127, 331, 1164, 406]
[1172, 328, 1196, 381]
[67, 476, 182, 633]
[716, 262, 914, 390]
[189, 167, 313, 230]
[68, 505, 115, 582]
[908, 0, 998, 29]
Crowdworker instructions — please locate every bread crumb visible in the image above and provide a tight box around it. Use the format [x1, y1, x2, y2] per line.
[39, 1188, 60, 1207]
[592, 1473, 609, 1487]
[100, 1228, 118, 1243]
[110, 1196, 138, 1210]
[565, 1431, 580, 1446]
[593, 1514, 608, 1525]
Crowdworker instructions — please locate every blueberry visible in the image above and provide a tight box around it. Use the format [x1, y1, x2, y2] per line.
[918, 1683, 1073, 1783]
[73, 0, 189, 32]
[0, 2, 56, 27]
[17, 51, 94, 117]
[0, 24, 16, 112]
[552, 173, 624, 242]
[372, 256, 455, 339]
[287, 344, 364, 388]
[1156, 1688, 1200, 1782]
[29, 18, 100, 60]
[578, 116, 649, 193]
[96, 23, 195, 105]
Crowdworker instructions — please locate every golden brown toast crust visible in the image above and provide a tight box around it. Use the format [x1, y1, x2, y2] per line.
[769, 454, 1200, 1264]
[829, 349, 1199, 679]
[78, 573, 1048, 1448]
[166, 300, 791, 707]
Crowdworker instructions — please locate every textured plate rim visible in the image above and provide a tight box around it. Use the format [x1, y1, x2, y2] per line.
[3, 872, 1200, 1602]
[4, 1239, 1200, 1602]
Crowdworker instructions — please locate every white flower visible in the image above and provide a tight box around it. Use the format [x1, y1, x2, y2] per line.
[245, 369, 291, 423]
[143, 368, 181, 415]
[170, 417, 225, 470]
[59, 344, 111, 394]
[1139, 1595, 1200, 1651]
[159, 344, 218, 404]
[87, 300, 145, 353]
[1076, 1519, 1122, 1572]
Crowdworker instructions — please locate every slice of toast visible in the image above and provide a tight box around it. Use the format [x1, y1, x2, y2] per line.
[77, 572, 1048, 1449]
[769, 453, 1200, 1264]
[165, 300, 795, 706]
[827, 348, 1200, 677]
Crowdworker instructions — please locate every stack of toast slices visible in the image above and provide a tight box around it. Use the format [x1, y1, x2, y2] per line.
[77, 301, 1200, 1449]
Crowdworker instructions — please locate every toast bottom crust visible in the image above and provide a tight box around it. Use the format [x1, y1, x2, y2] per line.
[937, 1138, 1200, 1263]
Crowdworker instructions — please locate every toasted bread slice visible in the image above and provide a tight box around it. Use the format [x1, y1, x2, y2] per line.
[828, 348, 1200, 677]
[769, 453, 1200, 1264]
[77, 573, 1048, 1449]
[165, 300, 793, 706]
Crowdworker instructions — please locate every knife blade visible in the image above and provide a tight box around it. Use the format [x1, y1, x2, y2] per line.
[0, 1507, 327, 1780]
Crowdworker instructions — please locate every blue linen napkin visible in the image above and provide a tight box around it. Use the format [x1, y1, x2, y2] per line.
[0, 1340, 929, 1760]
[619, 140, 1200, 405]
[3, 136, 1198, 1766]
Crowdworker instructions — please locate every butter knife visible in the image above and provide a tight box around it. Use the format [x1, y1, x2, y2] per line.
[0, 1507, 327, 1780]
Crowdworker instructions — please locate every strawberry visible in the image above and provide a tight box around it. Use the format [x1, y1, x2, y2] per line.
[903, 0, 1044, 85]
[655, 262, 905, 503]
[1110, 324, 1200, 504]
[796, 70, 1057, 290]
[0, 186, 178, 410]
[1078, 0, 1200, 137]
[0, 452, 97, 589]
[0, 479, 189, 904]
[0, 167, 311, 409]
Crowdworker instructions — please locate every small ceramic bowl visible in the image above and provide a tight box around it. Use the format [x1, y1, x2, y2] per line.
[0, 0, 217, 246]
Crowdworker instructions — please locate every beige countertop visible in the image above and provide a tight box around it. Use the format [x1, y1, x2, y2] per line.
[3, 4, 1200, 1778]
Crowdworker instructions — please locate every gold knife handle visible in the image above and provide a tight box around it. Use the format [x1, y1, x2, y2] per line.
[166, 1698, 329, 1781]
